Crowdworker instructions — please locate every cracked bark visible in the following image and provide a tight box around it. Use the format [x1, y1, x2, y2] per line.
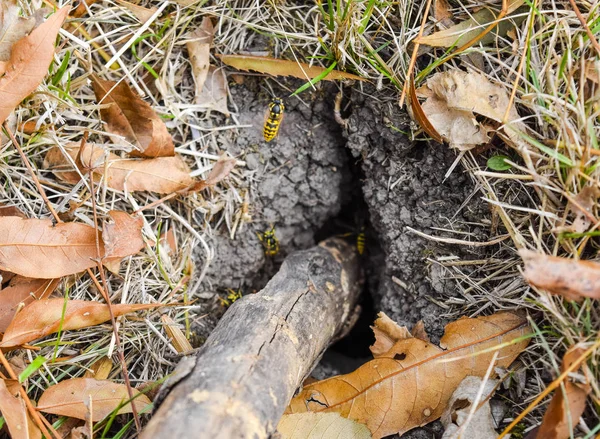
[141, 238, 363, 439]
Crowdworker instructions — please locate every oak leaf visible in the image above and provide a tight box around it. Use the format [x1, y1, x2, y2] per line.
[37, 378, 151, 422]
[0, 277, 60, 332]
[0, 299, 162, 347]
[285, 312, 530, 439]
[79, 143, 194, 193]
[0, 6, 69, 125]
[520, 249, 600, 300]
[0, 379, 41, 439]
[91, 75, 174, 158]
[536, 346, 591, 439]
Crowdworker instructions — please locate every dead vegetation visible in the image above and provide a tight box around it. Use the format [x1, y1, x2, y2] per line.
[0, 0, 598, 437]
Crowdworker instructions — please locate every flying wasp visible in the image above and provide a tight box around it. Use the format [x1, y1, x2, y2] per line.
[263, 97, 285, 142]
[258, 225, 279, 257]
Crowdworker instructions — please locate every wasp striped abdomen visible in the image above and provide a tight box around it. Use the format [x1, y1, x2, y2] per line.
[263, 97, 285, 142]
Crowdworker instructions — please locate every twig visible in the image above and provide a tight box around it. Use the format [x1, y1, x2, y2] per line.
[406, 227, 511, 247]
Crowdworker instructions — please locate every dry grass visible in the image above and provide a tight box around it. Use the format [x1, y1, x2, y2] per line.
[1, 0, 599, 436]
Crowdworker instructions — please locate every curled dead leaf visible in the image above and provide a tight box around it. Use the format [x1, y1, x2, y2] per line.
[0, 299, 162, 347]
[0, 1, 44, 69]
[569, 186, 600, 233]
[520, 249, 600, 300]
[37, 378, 151, 422]
[286, 312, 530, 439]
[196, 65, 229, 115]
[91, 75, 174, 158]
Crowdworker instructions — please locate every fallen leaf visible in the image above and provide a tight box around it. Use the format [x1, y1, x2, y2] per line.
[441, 376, 498, 439]
[419, 70, 524, 149]
[416, 0, 525, 48]
[196, 65, 229, 115]
[0, 379, 41, 439]
[91, 75, 174, 158]
[0, 277, 60, 332]
[72, 0, 98, 18]
[0, 216, 101, 278]
[83, 357, 114, 380]
[1, 299, 161, 347]
[186, 17, 214, 100]
[285, 312, 530, 439]
[42, 144, 82, 184]
[79, 143, 194, 193]
[569, 186, 600, 233]
[520, 249, 600, 300]
[536, 346, 590, 439]
[369, 311, 412, 357]
[0, 1, 37, 68]
[37, 378, 151, 422]
[161, 315, 193, 354]
[433, 0, 453, 25]
[0, 203, 26, 218]
[0, 6, 69, 125]
[219, 54, 365, 81]
[408, 75, 444, 144]
[205, 153, 237, 186]
[115, 0, 157, 23]
[102, 211, 144, 260]
[278, 413, 372, 439]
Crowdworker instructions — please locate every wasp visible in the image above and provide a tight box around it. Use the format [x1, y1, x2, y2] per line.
[258, 225, 279, 257]
[263, 97, 285, 142]
[356, 229, 366, 255]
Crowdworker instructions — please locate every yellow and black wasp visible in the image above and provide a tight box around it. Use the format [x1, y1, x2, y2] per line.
[356, 227, 366, 255]
[263, 97, 285, 142]
[258, 224, 280, 257]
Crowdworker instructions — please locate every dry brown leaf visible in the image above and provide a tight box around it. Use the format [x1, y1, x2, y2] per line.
[0, 298, 161, 347]
[0, 203, 26, 218]
[420, 70, 524, 150]
[441, 376, 498, 439]
[536, 346, 591, 439]
[520, 249, 600, 300]
[416, 0, 525, 48]
[72, 0, 98, 18]
[186, 17, 214, 101]
[410, 321, 430, 343]
[433, 0, 453, 25]
[79, 143, 194, 193]
[0, 277, 60, 332]
[42, 144, 82, 184]
[369, 311, 412, 357]
[0, 216, 101, 278]
[161, 314, 193, 354]
[205, 153, 236, 185]
[37, 378, 151, 422]
[0, 1, 38, 69]
[115, 0, 157, 23]
[219, 54, 365, 82]
[102, 210, 144, 260]
[196, 65, 229, 115]
[286, 312, 530, 439]
[91, 75, 174, 158]
[278, 413, 372, 439]
[0, 379, 41, 439]
[569, 186, 600, 233]
[0, 6, 69, 125]
[83, 357, 114, 380]
[408, 75, 443, 144]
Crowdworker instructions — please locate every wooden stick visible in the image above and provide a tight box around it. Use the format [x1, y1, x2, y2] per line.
[141, 238, 363, 439]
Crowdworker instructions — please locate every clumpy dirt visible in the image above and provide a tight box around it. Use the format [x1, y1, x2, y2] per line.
[198, 80, 350, 295]
[345, 86, 489, 341]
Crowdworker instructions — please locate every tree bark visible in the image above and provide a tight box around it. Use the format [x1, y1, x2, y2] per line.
[141, 238, 362, 439]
